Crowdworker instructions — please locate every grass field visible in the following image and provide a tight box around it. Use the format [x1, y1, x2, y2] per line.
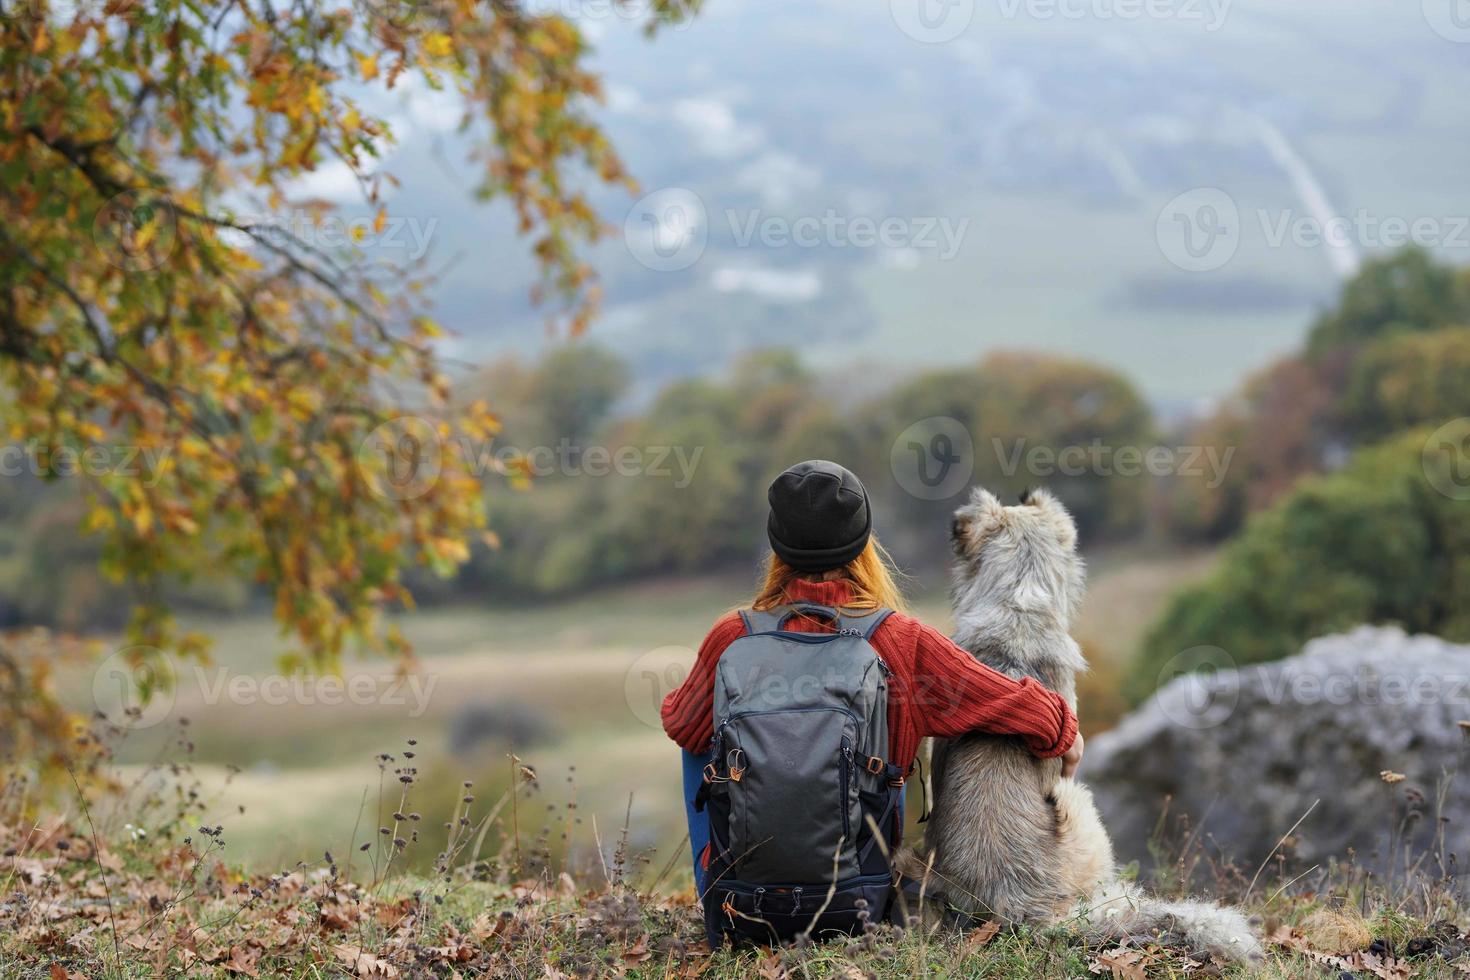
[60, 547, 1218, 881]
[3, 830, 1460, 979]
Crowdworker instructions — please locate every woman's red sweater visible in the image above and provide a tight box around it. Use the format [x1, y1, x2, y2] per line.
[660, 578, 1077, 772]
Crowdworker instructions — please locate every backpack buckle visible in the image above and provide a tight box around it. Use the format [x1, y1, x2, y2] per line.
[865, 756, 886, 776]
[703, 762, 726, 784]
[726, 748, 746, 782]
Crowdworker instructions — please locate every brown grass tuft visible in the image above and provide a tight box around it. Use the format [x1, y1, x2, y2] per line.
[1299, 907, 1373, 955]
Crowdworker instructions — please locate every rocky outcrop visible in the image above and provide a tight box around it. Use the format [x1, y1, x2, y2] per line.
[1087, 626, 1470, 876]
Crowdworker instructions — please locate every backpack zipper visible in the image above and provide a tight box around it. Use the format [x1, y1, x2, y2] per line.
[720, 704, 862, 730]
[840, 737, 854, 842]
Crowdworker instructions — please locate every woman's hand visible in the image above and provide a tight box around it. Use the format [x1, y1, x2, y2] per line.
[1061, 731, 1084, 779]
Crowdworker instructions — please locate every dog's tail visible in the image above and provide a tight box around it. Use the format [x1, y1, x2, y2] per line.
[1072, 878, 1263, 965]
[1049, 780, 1262, 965]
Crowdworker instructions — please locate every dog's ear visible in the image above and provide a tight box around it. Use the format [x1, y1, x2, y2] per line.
[1024, 487, 1077, 551]
[951, 487, 1006, 556]
[968, 487, 1006, 525]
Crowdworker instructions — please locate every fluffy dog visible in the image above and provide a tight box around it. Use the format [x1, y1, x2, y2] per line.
[897, 487, 1262, 964]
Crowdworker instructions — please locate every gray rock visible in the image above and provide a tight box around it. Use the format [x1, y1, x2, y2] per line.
[1087, 626, 1470, 880]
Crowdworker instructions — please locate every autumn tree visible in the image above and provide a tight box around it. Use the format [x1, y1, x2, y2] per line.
[1342, 326, 1470, 439]
[0, 0, 695, 780]
[1158, 355, 1337, 542]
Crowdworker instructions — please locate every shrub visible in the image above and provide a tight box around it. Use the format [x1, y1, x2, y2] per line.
[1129, 429, 1470, 701]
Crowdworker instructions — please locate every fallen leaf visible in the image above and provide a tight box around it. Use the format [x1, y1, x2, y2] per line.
[333, 943, 400, 978]
[225, 945, 260, 977]
[1089, 947, 1146, 980]
[319, 905, 353, 931]
[757, 953, 788, 980]
[623, 933, 652, 963]
[964, 919, 1001, 952]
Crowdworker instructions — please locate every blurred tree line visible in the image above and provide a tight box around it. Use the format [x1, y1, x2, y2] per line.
[1133, 248, 1470, 696]
[1, 343, 1163, 619]
[393, 346, 1161, 600]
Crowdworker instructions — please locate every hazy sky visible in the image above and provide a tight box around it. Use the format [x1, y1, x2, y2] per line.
[292, 0, 1470, 410]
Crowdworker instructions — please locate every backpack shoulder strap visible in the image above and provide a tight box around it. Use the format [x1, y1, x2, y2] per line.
[838, 606, 893, 639]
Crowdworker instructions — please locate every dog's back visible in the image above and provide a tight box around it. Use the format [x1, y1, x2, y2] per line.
[906, 488, 1092, 921]
[924, 732, 1076, 921]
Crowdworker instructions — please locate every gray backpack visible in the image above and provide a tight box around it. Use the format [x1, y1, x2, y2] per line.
[696, 602, 905, 945]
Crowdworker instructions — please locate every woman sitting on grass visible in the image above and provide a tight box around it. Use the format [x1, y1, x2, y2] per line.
[661, 460, 1081, 944]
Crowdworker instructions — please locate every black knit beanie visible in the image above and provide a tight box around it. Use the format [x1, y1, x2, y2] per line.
[766, 460, 872, 572]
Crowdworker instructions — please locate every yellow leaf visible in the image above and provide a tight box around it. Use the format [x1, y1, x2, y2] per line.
[82, 507, 115, 534]
[373, 207, 387, 234]
[422, 33, 452, 58]
[356, 53, 379, 81]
